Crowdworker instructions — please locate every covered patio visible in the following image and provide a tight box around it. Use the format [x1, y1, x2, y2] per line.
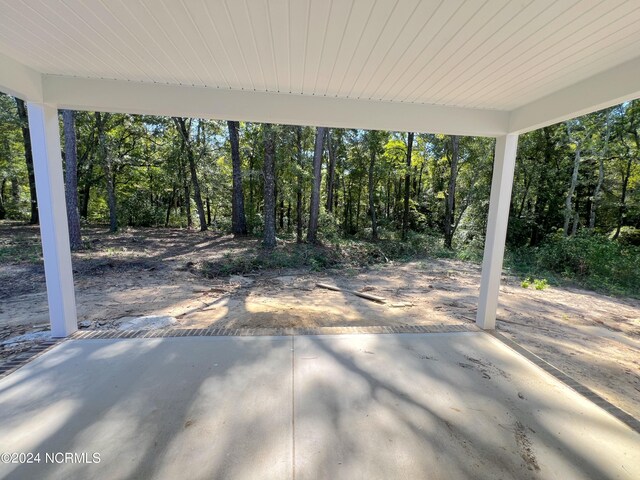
[1, 331, 639, 479]
[1, 0, 639, 478]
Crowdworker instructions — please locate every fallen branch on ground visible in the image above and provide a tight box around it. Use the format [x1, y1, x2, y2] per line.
[316, 283, 386, 304]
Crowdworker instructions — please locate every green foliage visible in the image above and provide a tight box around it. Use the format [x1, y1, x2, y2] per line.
[1, 90, 639, 301]
[0, 227, 42, 263]
[533, 278, 549, 290]
[199, 232, 446, 278]
[614, 226, 640, 246]
[520, 277, 548, 290]
[507, 232, 640, 297]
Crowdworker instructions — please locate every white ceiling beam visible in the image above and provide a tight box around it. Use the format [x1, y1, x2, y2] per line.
[0, 52, 43, 102]
[42, 75, 509, 137]
[509, 56, 640, 134]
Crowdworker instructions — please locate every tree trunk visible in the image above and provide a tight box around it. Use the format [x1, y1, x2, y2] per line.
[248, 153, 255, 230]
[227, 120, 248, 235]
[590, 110, 613, 229]
[262, 124, 277, 248]
[613, 155, 633, 239]
[95, 112, 117, 232]
[356, 183, 362, 232]
[402, 132, 414, 241]
[62, 110, 83, 250]
[106, 168, 117, 233]
[279, 197, 285, 230]
[564, 146, 581, 237]
[307, 127, 326, 243]
[80, 161, 93, 219]
[183, 171, 192, 228]
[10, 177, 19, 203]
[589, 156, 605, 230]
[15, 98, 38, 224]
[206, 197, 212, 226]
[0, 178, 6, 220]
[325, 129, 336, 213]
[174, 117, 207, 231]
[295, 127, 304, 242]
[165, 185, 176, 227]
[368, 143, 378, 241]
[444, 135, 459, 248]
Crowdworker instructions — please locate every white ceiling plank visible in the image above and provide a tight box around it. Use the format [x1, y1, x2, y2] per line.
[419, 0, 552, 103]
[1, 1, 106, 79]
[104, 0, 183, 84]
[62, 0, 159, 83]
[224, 0, 268, 91]
[287, 0, 310, 94]
[42, 74, 509, 136]
[367, 0, 462, 101]
[432, 0, 579, 106]
[402, 0, 514, 104]
[372, 0, 469, 102]
[302, 0, 333, 95]
[387, 0, 490, 103]
[311, 0, 353, 96]
[509, 55, 640, 133]
[461, 0, 631, 108]
[479, 22, 640, 110]
[0, 29, 67, 76]
[334, 0, 400, 98]
[177, 1, 231, 89]
[322, 0, 375, 97]
[158, 0, 226, 88]
[266, 0, 291, 93]
[136, 0, 206, 86]
[344, 0, 421, 99]
[356, 0, 441, 100]
[1, 0, 640, 127]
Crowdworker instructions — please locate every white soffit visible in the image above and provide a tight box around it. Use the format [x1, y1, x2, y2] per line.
[1, 0, 640, 134]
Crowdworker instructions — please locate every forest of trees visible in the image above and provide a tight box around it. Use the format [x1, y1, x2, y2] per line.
[0, 93, 639, 294]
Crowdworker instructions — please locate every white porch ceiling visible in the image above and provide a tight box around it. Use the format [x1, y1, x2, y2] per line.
[1, 0, 640, 135]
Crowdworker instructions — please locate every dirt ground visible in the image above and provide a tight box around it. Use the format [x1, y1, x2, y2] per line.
[1, 223, 639, 419]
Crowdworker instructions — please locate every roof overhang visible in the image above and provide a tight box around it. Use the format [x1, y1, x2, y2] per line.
[2, 0, 640, 137]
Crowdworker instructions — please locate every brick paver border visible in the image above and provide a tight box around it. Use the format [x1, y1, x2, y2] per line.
[0, 339, 63, 379]
[70, 323, 477, 339]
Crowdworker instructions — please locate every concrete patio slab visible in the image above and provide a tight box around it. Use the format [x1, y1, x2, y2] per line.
[0, 332, 638, 480]
[293, 332, 640, 480]
[0, 337, 293, 480]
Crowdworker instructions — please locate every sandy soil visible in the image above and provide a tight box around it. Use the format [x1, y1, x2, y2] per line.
[1, 224, 639, 419]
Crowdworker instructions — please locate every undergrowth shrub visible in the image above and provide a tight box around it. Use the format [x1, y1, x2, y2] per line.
[507, 231, 640, 297]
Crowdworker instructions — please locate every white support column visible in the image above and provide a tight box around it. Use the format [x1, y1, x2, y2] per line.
[27, 102, 78, 337]
[476, 134, 518, 330]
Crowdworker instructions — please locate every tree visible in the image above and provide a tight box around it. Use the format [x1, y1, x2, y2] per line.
[262, 123, 277, 248]
[307, 127, 326, 243]
[14, 98, 38, 224]
[173, 117, 207, 231]
[95, 112, 118, 232]
[444, 135, 459, 249]
[588, 109, 614, 229]
[365, 130, 385, 241]
[227, 120, 247, 236]
[402, 132, 414, 241]
[326, 129, 337, 213]
[613, 101, 640, 239]
[295, 126, 305, 243]
[61, 109, 82, 250]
